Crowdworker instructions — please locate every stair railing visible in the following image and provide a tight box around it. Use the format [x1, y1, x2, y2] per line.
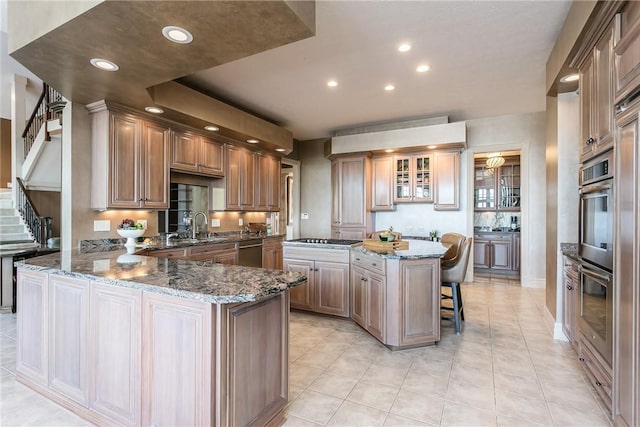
[21, 83, 65, 160]
[15, 177, 52, 246]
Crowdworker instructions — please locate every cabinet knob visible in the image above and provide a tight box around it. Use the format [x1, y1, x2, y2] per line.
[579, 357, 585, 362]
[372, 263, 377, 266]
[566, 285, 573, 290]
[355, 258, 361, 261]
[586, 137, 595, 145]
[595, 381, 602, 387]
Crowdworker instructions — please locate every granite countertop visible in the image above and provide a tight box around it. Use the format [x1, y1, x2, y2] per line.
[352, 239, 449, 260]
[16, 248, 306, 304]
[0, 245, 59, 257]
[561, 242, 579, 260]
[281, 241, 360, 250]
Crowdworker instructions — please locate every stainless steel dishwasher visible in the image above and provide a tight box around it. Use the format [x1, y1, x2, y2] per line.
[238, 239, 263, 267]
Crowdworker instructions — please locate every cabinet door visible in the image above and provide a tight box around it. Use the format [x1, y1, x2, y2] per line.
[615, 1, 640, 103]
[399, 260, 440, 345]
[594, 23, 614, 154]
[337, 157, 367, 227]
[268, 156, 281, 211]
[141, 121, 170, 209]
[213, 250, 238, 265]
[225, 145, 242, 210]
[562, 273, 576, 345]
[142, 293, 212, 427]
[110, 113, 141, 208]
[90, 283, 141, 426]
[350, 266, 366, 327]
[49, 274, 90, 406]
[434, 151, 459, 210]
[240, 148, 255, 210]
[199, 137, 224, 176]
[254, 153, 270, 211]
[412, 154, 433, 202]
[473, 239, 491, 269]
[263, 239, 283, 270]
[371, 156, 394, 211]
[283, 259, 314, 310]
[498, 164, 521, 211]
[474, 165, 496, 210]
[580, 54, 596, 160]
[315, 261, 350, 317]
[513, 234, 521, 271]
[16, 269, 48, 386]
[366, 272, 386, 341]
[333, 227, 367, 240]
[394, 156, 412, 202]
[490, 239, 512, 270]
[171, 130, 200, 173]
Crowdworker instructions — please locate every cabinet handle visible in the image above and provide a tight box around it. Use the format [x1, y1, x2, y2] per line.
[566, 285, 573, 290]
[361, 277, 365, 281]
[372, 263, 377, 266]
[595, 381, 602, 387]
[586, 137, 595, 145]
[355, 258, 361, 261]
[579, 357, 585, 362]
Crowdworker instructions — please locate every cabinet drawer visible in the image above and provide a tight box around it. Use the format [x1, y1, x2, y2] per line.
[148, 248, 187, 259]
[578, 332, 612, 411]
[282, 246, 350, 263]
[351, 251, 385, 275]
[562, 256, 579, 280]
[189, 243, 237, 256]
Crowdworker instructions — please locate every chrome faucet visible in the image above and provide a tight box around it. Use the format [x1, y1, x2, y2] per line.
[166, 232, 178, 245]
[193, 211, 208, 239]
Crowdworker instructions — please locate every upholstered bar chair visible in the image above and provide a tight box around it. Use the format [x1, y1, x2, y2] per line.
[440, 235, 472, 334]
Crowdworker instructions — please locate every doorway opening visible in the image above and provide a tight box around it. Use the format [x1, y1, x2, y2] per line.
[278, 158, 300, 240]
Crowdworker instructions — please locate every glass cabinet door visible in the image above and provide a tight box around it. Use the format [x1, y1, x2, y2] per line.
[474, 166, 495, 209]
[413, 155, 432, 201]
[498, 164, 521, 209]
[395, 157, 411, 201]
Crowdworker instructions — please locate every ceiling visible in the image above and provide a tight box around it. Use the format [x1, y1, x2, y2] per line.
[181, 1, 573, 140]
[6, 1, 573, 142]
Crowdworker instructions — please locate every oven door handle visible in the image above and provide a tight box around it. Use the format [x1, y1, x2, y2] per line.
[578, 265, 611, 283]
[579, 183, 611, 195]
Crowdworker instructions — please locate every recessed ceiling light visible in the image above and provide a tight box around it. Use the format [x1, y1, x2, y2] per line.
[384, 84, 395, 91]
[427, 145, 437, 149]
[385, 149, 394, 153]
[327, 80, 338, 87]
[145, 106, 164, 114]
[247, 139, 259, 144]
[275, 148, 286, 152]
[398, 43, 411, 52]
[90, 58, 119, 71]
[204, 125, 219, 131]
[416, 64, 430, 73]
[162, 26, 193, 44]
[560, 73, 579, 83]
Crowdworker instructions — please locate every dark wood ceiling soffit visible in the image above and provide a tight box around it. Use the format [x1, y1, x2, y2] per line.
[9, 0, 316, 110]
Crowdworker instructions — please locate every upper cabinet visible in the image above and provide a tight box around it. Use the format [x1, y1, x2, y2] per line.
[225, 145, 255, 211]
[171, 129, 224, 177]
[371, 156, 395, 211]
[255, 153, 281, 212]
[433, 151, 460, 210]
[615, 1, 640, 104]
[331, 155, 372, 239]
[474, 158, 520, 212]
[580, 21, 615, 162]
[394, 153, 433, 203]
[90, 108, 170, 210]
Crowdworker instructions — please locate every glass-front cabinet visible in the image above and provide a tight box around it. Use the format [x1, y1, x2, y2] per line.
[474, 157, 520, 211]
[394, 153, 433, 203]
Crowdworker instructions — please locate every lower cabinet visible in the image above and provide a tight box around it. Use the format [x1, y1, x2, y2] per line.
[189, 243, 238, 265]
[578, 331, 613, 412]
[562, 256, 579, 349]
[283, 246, 350, 317]
[350, 264, 385, 342]
[473, 232, 520, 273]
[262, 237, 284, 270]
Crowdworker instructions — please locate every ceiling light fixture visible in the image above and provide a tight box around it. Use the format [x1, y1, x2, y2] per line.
[162, 26, 193, 44]
[486, 153, 505, 169]
[398, 43, 411, 52]
[145, 106, 164, 114]
[275, 148, 286, 152]
[327, 80, 338, 87]
[90, 58, 119, 71]
[427, 145, 437, 149]
[384, 84, 395, 91]
[204, 125, 219, 131]
[385, 149, 394, 153]
[247, 139, 259, 144]
[416, 64, 430, 73]
[560, 73, 579, 83]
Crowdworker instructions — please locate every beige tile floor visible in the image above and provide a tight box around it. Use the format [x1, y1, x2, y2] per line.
[0, 277, 612, 426]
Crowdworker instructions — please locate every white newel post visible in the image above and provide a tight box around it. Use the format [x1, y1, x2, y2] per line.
[10, 74, 27, 205]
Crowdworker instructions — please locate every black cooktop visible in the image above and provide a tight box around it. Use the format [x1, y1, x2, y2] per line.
[292, 238, 362, 245]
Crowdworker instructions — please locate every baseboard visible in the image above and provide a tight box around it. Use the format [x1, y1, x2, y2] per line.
[521, 276, 545, 288]
[542, 304, 569, 341]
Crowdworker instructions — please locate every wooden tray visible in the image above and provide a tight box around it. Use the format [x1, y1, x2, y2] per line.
[363, 239, 409, 253]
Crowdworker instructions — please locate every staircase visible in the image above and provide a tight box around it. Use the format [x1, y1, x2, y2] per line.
[0, 190, 37, 250]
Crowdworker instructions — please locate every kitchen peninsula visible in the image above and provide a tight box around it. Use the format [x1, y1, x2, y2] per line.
[14, 249, 306, 427]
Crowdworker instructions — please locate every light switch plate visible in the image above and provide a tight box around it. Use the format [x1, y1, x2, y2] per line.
[137, 220, 147, 229]
[94, 220, 110, 231]
[93, 260, 110, 272]
[301, 213, 309, 220]
[238, 218, 244, 226]
[211, 219, 221, 227]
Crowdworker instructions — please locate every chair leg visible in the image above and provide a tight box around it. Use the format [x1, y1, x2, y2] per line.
[450, 282, 460, 334]
[456, 283, 464, 322]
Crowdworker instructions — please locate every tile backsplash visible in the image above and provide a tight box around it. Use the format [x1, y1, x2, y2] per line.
[474, 211, 521, 230]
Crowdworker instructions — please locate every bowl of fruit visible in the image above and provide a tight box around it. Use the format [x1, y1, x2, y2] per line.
[117, 219, 145, 253]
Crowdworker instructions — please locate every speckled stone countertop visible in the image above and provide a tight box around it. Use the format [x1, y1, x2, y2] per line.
[16, 248, 307, 304]
[352, 239, 449, 260]
[281, 241, 360, 250]
[561, 242, 579, 261]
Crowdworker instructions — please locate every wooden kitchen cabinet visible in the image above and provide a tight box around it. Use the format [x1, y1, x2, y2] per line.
[394, 153, 433, 203]
[371, 155, 395, 211]
[562, 256, 579, 349]
[615, 1, 640, 104]
[473, 232, 517, 272]
[189, 243, 238, 265]
[433, 151, 460, 210]
[579, 21, 615, 162]
[226, 145, 255, 210]
[284, 246, 350, 317]
[89, 105, 170, 210]
[350, 261, 386, 342]
[262, 237, 283, 270]
[331, 155, 372, 239]
[255, 153, 281, 212]
[171, 129, 224, 177]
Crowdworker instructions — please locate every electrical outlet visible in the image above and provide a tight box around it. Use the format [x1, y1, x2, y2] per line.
[211, 219, 221, 227]
[94, 220, 110, 231]
[417, 225, 425, 232]
[238, 218, 243, 226]
[406, 225, 414, 232]
[137, 220, 147, 229]
[301, 213, 309, 220]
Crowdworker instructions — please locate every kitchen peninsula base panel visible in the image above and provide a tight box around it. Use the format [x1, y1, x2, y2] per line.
[16, 269, 290, 427]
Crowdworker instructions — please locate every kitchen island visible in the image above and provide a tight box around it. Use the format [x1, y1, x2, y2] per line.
[350, 239, 449, 349]
[14, 248, 306, 427]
